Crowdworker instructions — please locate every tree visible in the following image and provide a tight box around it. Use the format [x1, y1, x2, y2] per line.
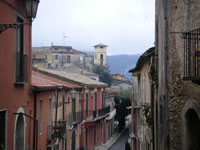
[93, 65, 112, 86]
[114, 89, 132, 132]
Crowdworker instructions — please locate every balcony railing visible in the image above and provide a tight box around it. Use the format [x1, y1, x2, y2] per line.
[98, 106, 110, 117]
[48, 121, 66, 140]
[85, 106, 110, 121]
[32, 58, 47, 63]
[183, 28, 200, 83]
[68, 112, 82, 126]
[85, 110, 96, 120]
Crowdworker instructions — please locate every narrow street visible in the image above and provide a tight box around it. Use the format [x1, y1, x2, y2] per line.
[108, 128, 129, 150]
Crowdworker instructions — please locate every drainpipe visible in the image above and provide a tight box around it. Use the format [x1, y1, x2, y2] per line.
[55, 86, 63, 125]
[163, 0, 169, 149]
[33, 91, 38, 150]
[55, 89, 59, 125]
[150, 80, 155, 150]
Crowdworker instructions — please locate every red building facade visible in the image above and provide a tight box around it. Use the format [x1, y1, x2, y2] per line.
[81, 87, 110, 150]
[0, 0, 39, 149]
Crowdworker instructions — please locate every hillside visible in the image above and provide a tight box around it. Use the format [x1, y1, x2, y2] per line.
[85, 51, 140, 79]
[107, 54, 140, 78]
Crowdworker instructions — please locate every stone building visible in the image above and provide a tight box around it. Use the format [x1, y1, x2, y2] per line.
[154, 0, 200, 150]
[32, 45, 94, 72]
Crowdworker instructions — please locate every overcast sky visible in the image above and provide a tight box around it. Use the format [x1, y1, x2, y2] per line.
[32, 0, 155, 55]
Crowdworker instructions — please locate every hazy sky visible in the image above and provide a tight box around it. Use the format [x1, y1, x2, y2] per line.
[32, 0, 155, 55]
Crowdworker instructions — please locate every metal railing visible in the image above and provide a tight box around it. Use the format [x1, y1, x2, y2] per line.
[84, 106, 110, 121]
[47, 121, 66, 140]
[68, 112, 82, 126]
[98, 106, 110, 117]
[183, 28, 200, 81]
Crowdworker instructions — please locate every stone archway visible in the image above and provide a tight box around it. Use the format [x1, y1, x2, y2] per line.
[182, 100, 200, 150]
[14, 108, 26, 150]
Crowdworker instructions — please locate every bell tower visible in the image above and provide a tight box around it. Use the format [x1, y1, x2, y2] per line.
[94, 43, 107, 66]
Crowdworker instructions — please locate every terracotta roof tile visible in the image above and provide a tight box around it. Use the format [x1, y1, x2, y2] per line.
[32, 71, 81, 89]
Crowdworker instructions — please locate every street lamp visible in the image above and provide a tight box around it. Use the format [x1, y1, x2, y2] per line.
[70, 89, 77, 99]
[24, 0, 40, 19]
[0, 0, 39, 34]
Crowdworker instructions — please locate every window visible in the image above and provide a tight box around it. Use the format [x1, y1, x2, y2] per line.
[0, 111, 7, 149]
[86, 93, 89, 119]
[94, 92, 97, 110]
[100, 54, 103, 65]
[55, 55, 58, 60]
[100, 54, 103, 59]
[94, 123, 96, 146]
[15, 16, 24, 83]
[63, 96, 65, 120]
[44, 55, 47, 61]
[85, 128, 88, 149]
[48, 98, 52, 139]
[80, 56, 83, 61]
[72, 98, 76, 123]
[67, 55, 70, 63]
[101, 92, 104, 107]
[40, 100, 43, 135]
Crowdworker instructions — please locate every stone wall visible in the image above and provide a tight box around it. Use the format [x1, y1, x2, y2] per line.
[167, 0, 200, 149]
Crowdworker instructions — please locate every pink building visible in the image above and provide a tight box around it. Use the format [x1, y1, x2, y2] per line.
[31, 68, 110, 150]
[0, 0, 39, 149]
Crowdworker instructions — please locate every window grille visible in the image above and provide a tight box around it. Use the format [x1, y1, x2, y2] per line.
[183, 28, 200, 81]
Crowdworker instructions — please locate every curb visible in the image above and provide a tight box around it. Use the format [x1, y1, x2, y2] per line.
[106, 128, 126, 150]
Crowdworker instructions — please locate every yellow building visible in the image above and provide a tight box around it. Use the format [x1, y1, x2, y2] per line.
[111, 74, 128, 81]
[129, 47, 155, 150]
[94, 43, 107, 66]
[32, 47, 52, 68]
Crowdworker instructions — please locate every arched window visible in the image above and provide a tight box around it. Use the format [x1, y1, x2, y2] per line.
[100, 54, 103, 59]
[15, 114, 25, 150]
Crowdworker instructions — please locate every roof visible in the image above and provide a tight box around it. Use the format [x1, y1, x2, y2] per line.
[94, 43, 108, 48]
[129, 47, 155, 73]
[72, 49, 87, 55]
[32, 47, 51, 53]
[33, 67, 107, 88]
[111, 80, 132, 86]
[51, 45, 72, 49]
[105, 88, 116, 94]
[63, 64, 98, 77]
[32, 70, 81, 90]
[111, 74, 128, 79]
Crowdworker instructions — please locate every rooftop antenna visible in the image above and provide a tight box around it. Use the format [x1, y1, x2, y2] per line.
[62, 33, 69, 46]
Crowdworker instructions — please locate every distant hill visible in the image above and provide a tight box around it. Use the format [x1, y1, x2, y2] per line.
[107, 54, 140, 79]
[84, 51, 140, 79]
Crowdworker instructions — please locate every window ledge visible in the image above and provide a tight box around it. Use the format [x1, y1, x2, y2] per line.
[14, 82, 25, 86]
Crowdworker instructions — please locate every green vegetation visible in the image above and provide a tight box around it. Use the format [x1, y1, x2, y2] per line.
[142, 105, 152, 126]
[114, 89, 132, 132]
[93, 65, 112, 86]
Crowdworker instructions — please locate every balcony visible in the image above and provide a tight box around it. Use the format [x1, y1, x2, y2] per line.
[47, 121, 66, 140]
[32, 58, 47, 63]
[85, 110, 96, 120]
[85, 106, 110, 121]
[183, 28, 200, 84]
[68, 112, 82, 126]
[98, 105, 110, 117]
